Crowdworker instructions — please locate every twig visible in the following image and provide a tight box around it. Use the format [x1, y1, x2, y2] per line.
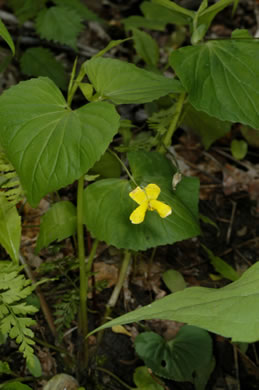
[212, 147, 251, 170]
[226, 201, 237, 244]
[219, 237, 259, 256]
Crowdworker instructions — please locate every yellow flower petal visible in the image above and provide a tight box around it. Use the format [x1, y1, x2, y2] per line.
[130, 201, 148, 224]
[145, 183, 160, 200]
[129, 186, 147, 205]
[149, 199, 172, 218]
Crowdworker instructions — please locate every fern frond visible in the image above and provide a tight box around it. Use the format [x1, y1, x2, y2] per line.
[54, 290, 78, 338]
[0, 150, 23, 207]
[0, 262, 38, 365]
[148, 106, 176, 135]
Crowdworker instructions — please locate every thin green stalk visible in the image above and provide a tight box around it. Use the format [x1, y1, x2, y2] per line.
[157, 92, 186, 154]
[77, 174, 88, 367]
[68, 64, 85, 107]
[97, 251, 131, 345]
[109, 149, 138, 187]
[107, 250, 131, 308]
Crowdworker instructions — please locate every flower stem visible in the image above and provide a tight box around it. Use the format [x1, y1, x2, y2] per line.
[109, 149, 138, 187]
[97, 250, 131, 344]
[157, 92, 186, 154]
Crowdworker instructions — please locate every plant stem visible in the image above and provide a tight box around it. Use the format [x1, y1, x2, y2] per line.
[77, 174, 88, 368]
[68, 64, 85, 107]
[107, 250, 131, 309]
[109, 149, 138, 187]
[157, 92, 186, 154]
[97, 250, 131, 344]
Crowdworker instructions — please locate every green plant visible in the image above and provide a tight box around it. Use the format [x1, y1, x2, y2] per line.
[0, 261, 37, 365]
[0, 0, 258, 387]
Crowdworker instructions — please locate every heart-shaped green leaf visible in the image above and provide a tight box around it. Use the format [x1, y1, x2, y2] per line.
[0, 77, 120, 207]
[135, 326, 212, 382]
[36, 201, 77, 253]
[84, 57, 184, 104]
[91, 261, 259, 343]
[83, 151, 200, 251]
[170, 39, 259, 129]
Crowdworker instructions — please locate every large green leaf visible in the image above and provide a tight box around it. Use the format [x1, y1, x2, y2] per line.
[0, 19, 15, 54]
[20, 47, 67, 90]
[91, 261, 259, 343]
[0, 77, 120, 207]
[83, 151, 200, 251]
[84, 57, 184, 104]
[35, 201, 77, 253]
[36, 6, 84, 49]
[0, 194, 21, 264]
[170, 39, 259, 129]
[135, 326, 212, 383]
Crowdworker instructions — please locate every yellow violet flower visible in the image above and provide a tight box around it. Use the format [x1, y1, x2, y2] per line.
[129, 183, 172, 224]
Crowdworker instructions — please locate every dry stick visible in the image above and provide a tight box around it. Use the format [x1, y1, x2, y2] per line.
[19, 253, 57, 338]
[219, 237, 259, 257]
[226, 201, 237, 244]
